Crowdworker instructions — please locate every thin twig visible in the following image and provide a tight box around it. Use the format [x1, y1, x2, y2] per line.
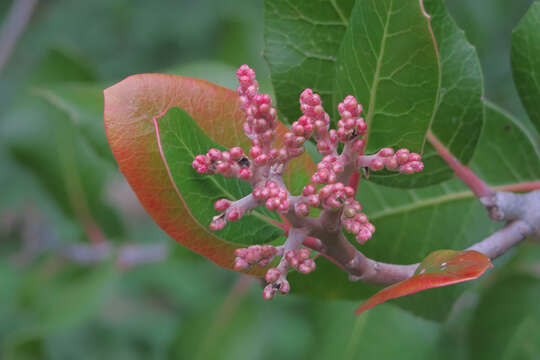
[0, 0, 38, 73]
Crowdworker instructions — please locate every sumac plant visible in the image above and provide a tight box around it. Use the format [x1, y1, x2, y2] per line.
[104, 0, 540, 318]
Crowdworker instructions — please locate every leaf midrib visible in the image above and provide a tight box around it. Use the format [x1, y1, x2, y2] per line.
[365, 0, 392, 135]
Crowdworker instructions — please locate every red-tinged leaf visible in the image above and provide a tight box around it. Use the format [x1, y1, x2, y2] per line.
[104, 74, 314, 273]
[355, 250, 493, 315]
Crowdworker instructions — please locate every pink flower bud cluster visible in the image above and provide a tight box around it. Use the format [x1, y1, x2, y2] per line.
[341, 199, 375, 244]
[318, 182, 355, 210]
[312, 155, 344, 184]
[233, 244, 282, 270]
[263, 248, 315, 300]
[360, 147, 424, 174]
[253, 180, 290, 214]
[191, 65, 428, 301]
[284, 248, 316, 274]
[192, 147, 252, 180]
[295, 182, 359, 215]
[337, 95, 367, 142]
[263, 279, 290, 300]
[237, 65, 278, 149]
[299, 89, 338, 155]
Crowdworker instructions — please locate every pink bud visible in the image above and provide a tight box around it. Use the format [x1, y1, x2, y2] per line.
[379, 147, 394, 157]
[295, 203, 310, 217]
[258, 259, 270, 267]
[263, 284, 275, 300]
[396, 148, 410, 164]
[302, 184, 316, 196]
[303, 258, 316, 271]
[355, 213, 368, 224]
[216, 162, 230, 173]
[214, 199, 231, 212]
[234, 248, 248, 257]
[369, 158, 384, 171]
[239, 168, 252, 179]
[278, 279, 291, 294]
[255, 154, 268, 166]
[262, 245, 277, 257]
[265, 268, 281, 283]
[278, 201, 290, 213]
[226, 209, 241, 221]
[298, 263, 312, 274]
[410, 161, 424, 172]
[249, 146, 262, 158]
[298, 248, 311, 261]
[384, 157, 398, 170]
[265, 198, 277, 211]
[209, 218, 226, 231]
[409, 152, 422, 162]
[229, 147, 244, 160]
[319, 186, 331, 199]
[307, 194, 320, 207]
[352, 139, 365, 152]
[234, 258, 249, 270]
[399, 165, 414, 174]
[356, 228, 372, 244]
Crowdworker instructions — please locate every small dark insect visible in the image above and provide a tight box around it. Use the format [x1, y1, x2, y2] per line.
[238, 157, 250, 168]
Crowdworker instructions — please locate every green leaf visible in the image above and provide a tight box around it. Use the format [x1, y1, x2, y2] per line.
[512, 2, 540, 133]
[370, 0, 485, 187]
[290, 98, 540, 321]
[263, 0, 355, 125]
[469, 274, 540, 360]
[355, 250, 492, 315]
[335, 0, 440, 155]
[157, 107, 282, 245]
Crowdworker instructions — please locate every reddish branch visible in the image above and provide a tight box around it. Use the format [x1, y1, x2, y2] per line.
[426, 130, 494, 198]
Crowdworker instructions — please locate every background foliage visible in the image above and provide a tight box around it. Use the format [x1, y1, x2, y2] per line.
[0, 0, 539, 359]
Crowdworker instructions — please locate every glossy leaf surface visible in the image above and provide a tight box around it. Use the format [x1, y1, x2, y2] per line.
[264, 0, 354, 125]
[372, 0, 484, 187]
[265, 0, 487, 189]
[512, 2, 540, 133]
[335, 0, 439, 154]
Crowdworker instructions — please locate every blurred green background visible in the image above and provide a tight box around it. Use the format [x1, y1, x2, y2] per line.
[0, 0, 537, 359]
